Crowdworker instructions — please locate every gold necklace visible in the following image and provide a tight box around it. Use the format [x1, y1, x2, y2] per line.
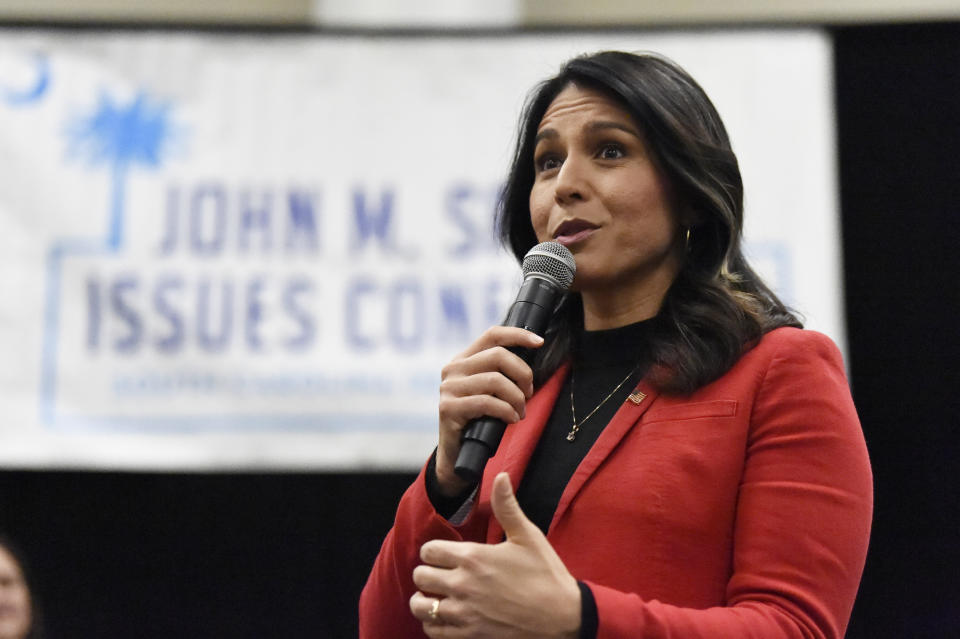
[566, 363, 641, 441]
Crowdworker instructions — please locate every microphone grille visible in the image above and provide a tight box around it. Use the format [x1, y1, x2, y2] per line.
[521, 241, 576, 289]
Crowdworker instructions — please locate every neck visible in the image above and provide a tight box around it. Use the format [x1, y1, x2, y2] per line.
[581, 294, 660, 330]
[580, 265, 678, 330]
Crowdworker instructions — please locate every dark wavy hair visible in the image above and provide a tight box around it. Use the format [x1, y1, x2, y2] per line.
[497, 51, 801, 394]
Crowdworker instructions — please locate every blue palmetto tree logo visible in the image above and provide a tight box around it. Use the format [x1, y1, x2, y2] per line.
[65, 89, 174, 248]
[42, 89, 177, 422]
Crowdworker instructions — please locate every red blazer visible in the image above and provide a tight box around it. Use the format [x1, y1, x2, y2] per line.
[360, 328, 873, 638]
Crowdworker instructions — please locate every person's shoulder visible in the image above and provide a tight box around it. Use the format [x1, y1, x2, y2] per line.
[758, 326, 840, 350]
[748, 326, 846, 371]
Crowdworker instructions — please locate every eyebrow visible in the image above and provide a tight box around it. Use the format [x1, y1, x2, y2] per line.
[534, 120, 642, 145]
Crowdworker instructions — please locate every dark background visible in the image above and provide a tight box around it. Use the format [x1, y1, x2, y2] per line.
[1, 22, 958, 638]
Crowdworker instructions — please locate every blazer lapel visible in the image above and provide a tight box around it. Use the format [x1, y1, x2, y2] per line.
[547, 378, 660, 533]
[484, 364, 569, 543]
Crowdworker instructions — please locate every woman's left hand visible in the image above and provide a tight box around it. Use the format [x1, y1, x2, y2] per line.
[410, 473, 582, 638]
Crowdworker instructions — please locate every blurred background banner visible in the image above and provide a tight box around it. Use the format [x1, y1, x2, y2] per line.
[0, 28, 840, 470]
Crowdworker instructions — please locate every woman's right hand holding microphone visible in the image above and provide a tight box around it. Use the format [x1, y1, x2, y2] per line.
[434, 326, 544, 496]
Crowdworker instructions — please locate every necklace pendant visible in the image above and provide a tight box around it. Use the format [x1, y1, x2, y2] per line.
[566, 430, 577, 442]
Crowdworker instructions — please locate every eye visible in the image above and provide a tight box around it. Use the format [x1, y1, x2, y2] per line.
[535, 153, 563, 173]
[597, 143, 625, 160]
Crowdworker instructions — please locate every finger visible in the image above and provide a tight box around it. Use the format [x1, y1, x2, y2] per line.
[443, 346, 535, 400]
[423, 599, 470, 637]
[490, 472, 536, 543]
[457, 326, 544, 360]
[412, 564, 455, 598]
[409, 591, 444, 625]
[439, 394, 521, 430]
[439, 374, 527, 422]
[411, 593, 469, 638]
[441, 370, 529, 408]
[423, 616, 466, 639]
[420, 539, 485, 569]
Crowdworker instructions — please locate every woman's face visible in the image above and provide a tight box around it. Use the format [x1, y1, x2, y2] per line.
[529, 83, 684, 315]
[0, 547, 31, 639]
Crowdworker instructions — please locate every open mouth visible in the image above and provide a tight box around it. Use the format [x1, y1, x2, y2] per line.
[553, 219, 599, 246]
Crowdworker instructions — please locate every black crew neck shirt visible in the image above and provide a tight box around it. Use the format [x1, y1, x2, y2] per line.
[515, 318, 654, 536]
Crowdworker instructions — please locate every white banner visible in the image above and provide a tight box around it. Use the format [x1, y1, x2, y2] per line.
[0, 29, 841, 470]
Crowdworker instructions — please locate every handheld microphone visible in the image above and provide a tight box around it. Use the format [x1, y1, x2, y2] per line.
[454, 241, 576, 483]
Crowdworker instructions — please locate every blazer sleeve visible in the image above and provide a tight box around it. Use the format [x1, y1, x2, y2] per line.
[358, 459, 487, 639]
[586, 330, 873, 639]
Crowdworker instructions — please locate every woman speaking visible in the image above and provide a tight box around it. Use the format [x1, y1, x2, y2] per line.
[360, 51, 872, 639]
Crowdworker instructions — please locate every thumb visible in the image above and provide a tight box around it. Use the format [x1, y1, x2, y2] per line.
[490, 472, 536, 542]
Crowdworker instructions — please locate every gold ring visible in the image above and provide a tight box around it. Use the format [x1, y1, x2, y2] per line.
[428, 598, 441, 622]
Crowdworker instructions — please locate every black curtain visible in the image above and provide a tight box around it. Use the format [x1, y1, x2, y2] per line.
[834, 21, 960, 638]
[1, 22, 958, 638]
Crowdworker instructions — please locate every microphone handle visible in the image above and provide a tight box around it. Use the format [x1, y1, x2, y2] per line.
[453, 277, 561, 483]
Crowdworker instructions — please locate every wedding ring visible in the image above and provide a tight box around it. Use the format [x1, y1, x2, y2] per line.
[428, 598, 441, 622]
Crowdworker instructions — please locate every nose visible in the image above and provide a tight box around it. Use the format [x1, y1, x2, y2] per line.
[553, 156, 588, 205]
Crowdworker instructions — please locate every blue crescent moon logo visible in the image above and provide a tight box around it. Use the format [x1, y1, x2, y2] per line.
[1, 52, 50, 106]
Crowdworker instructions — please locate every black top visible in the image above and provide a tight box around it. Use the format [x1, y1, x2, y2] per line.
[515, 318, 654, 535]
